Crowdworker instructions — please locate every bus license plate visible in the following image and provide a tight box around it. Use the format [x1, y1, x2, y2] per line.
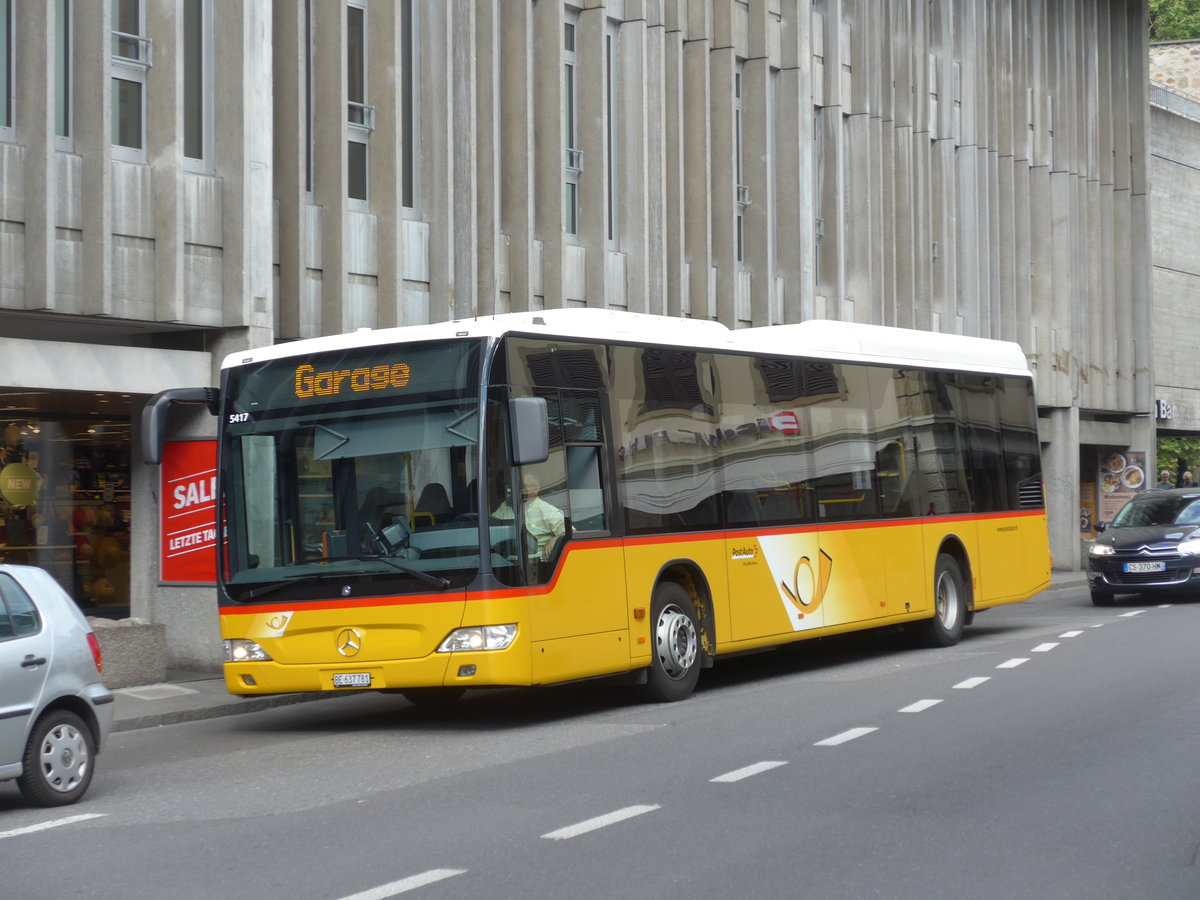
[332, 672, 372, 688]
[1123, 561, 1165, 573]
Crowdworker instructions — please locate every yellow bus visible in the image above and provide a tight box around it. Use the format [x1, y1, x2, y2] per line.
[145, 309, 1050, 704]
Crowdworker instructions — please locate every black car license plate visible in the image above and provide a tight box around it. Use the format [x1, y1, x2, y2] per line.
[1122, 561, 1165, 574]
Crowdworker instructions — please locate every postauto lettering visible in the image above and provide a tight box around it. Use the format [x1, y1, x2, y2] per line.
[294, 362, 411, 399]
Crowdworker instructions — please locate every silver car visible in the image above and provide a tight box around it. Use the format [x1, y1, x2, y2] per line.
[0, 565, 113, 806]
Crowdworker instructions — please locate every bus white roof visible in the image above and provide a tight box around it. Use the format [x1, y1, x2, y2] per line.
[224, 308, 1030, 377]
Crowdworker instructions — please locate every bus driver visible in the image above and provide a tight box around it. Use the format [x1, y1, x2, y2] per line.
[495, 473, 566, 561]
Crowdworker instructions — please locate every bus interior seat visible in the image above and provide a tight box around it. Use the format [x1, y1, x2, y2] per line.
[414, 483, 453, 527]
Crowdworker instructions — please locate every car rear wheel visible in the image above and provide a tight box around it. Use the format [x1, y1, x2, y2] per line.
[17, 710, 96, 807]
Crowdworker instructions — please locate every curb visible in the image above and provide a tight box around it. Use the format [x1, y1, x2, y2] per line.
[111, 690, 337, 733]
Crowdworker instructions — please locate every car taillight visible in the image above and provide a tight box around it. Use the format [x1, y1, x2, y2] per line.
[87, 632, 104, 674]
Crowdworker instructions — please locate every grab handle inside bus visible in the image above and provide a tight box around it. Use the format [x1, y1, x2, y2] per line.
[141, 387, 220, 465]
[509, 396, 549, 466]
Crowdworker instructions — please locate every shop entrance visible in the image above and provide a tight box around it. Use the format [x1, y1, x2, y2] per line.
[0, 391, 133, 614]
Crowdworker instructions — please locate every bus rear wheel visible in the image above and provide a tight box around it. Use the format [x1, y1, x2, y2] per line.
[643, 583, 702, 703]
[918, 553, 967, 648]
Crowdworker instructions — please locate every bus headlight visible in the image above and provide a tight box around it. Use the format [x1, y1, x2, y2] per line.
[225, 639, 272, 662]
[438, 625, 518, 653]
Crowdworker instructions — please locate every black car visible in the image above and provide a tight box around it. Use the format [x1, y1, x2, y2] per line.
[1087, 489, 1200, 606]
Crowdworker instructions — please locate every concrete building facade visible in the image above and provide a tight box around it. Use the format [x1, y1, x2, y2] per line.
[0, 0, 1152, 669]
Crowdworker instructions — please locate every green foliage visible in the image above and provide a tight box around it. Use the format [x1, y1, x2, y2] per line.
[1156, 436, 1200, 482]
[1150, 0, 1200, 42]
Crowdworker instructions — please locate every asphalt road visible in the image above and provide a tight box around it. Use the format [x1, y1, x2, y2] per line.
[3, 583, 1199, 900]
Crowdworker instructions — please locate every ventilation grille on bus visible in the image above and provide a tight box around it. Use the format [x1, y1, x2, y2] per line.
[1018, 479, 1045, 510]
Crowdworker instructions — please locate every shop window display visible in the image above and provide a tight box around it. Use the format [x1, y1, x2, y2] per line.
[0, 421, 131, 611]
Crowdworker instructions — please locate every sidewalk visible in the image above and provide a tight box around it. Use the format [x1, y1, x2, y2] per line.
[109, 671, 332, 733]
[107, 571, 1090, 733]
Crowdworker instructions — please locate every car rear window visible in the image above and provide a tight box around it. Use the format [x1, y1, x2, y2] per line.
[0, 574, 41, 638]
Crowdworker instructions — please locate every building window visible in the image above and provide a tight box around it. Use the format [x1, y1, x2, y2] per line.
[111, 0, 150, 160]
[563, 13, 581, 237]
[735, 62, 747, 265]
[401, 0, 418, 211]
[347, 0, 371, 202]
[605, 21, 618, 246]
[183, 0, 213, 169]
[1, 0, 12, 137]
[55, 0, 72, 148]
[305, 0, 313, 192]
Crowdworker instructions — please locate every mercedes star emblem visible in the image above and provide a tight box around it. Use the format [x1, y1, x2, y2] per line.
[335, 628, 362, 657]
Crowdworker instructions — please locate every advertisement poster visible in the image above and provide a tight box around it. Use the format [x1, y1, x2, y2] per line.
[1097, 450, 1146, 525]
[160, 440, 218, 584]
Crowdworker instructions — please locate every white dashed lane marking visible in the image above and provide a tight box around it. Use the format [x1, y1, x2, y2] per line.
[898, 699, 943, 713]
[1120, 610, 1145, 618]
[542, 804, 661, 840]
[710, 761, 788, 783]
[953, 677, 990, 689]
[0, 814, 106, 840]
[814, 727, 878, 747]
[1060, 630, 1083, 638]
[336, 870, 467, 900]
[1032, 642, 1059, 652]
[996, 658, 1029, 669]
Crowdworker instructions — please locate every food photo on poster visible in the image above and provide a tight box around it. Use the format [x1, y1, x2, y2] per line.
[1097, 449, 1147, 525]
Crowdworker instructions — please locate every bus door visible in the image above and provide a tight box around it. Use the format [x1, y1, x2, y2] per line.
[493, 388, 627, 682]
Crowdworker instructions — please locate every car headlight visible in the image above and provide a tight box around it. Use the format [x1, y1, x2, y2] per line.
[1177, 537, 1200, 556]
[1089, 543, 1114, 557]
[438, 624, 518, 653]
[224, 639, 272, 662]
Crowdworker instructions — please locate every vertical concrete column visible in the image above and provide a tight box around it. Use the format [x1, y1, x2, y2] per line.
[499, 4, 533, 312]
[146, 1, 185, 324]
[774, 0, 814, 324]
[741, 0, 770, 327]
[369, 0, 404, 328]
[640, 8, 667, 315]
[312, 0, 346, 334]
[474, 0, 500, 316]
[708, 4, 735, 327]
[450, 0, 477, 320]
[662, 2, 687, 317]
[682, 2, 713, 319]
[75, 0, 113, 317]
[16, 0, 55, 311]
[576, 4, 605, 309]
[533, 0, 564, 310]
[423, 1, 454, 322]
[217, 0, 273, 342]
[273, 0, 307, 338]
[1045, 405, 1081, 572]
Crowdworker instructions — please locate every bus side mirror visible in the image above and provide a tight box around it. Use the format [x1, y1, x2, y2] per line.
[141, 387, 220, 465]
[509, 396, 549, 466]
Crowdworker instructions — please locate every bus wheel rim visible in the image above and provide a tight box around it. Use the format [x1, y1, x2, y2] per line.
[936, 570, 958, 630]
[655, 604, 698, 679]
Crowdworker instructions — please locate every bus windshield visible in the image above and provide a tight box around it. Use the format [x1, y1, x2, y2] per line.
[219, 339, 495, 600]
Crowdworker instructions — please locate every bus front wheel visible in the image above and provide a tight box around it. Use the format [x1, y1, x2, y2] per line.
[918, 553, 967, 648]
[643, 583, 702, 702]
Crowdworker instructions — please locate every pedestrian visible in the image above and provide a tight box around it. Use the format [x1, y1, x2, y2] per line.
[1157, 470, 1174, 490]
[1183, 472, 1195, 488]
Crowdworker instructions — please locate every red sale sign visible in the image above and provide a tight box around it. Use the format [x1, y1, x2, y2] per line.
[160, 440, 218, 584]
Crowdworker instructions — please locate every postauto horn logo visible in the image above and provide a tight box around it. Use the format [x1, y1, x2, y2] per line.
[780, 549, 834, 618]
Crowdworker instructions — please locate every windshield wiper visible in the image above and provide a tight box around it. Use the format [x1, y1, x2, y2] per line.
[241, 556, 451, 600]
